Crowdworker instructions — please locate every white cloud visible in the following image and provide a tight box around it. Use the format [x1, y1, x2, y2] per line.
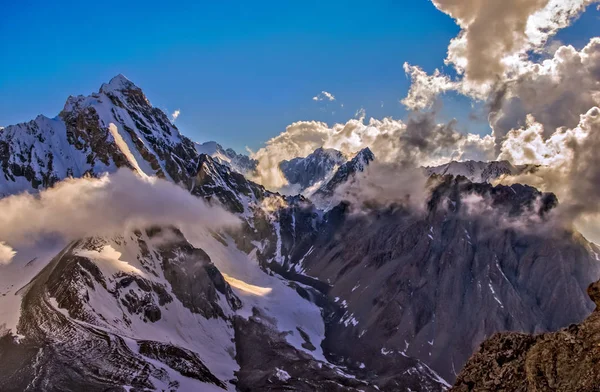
[400, 1, 597, 107]
[401, 63, 459, 110]
[249, 114, 494, 190]
[489, 38, 600, 143]
[0, 169, 238, 264]
[171, 109, 181, 122]
[0, 242, 16, 265]
[312, 91, 336, 101]
[431, 0, 594, 86]
[497, 107, 600, 243]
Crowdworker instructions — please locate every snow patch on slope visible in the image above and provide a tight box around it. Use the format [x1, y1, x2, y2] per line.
[183, 227, 329, 362]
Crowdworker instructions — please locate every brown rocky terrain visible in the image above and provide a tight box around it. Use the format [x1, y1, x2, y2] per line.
[453, 279, 600, 391]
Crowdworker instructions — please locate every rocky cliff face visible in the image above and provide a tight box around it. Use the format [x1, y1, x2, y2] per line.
[283, 176, 600, 382]
[453, 279, 600, 391]
[279, 147, 347, 192]
[0, 227, 239, 391]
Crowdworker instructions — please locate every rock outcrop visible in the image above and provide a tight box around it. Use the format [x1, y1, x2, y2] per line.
[453, 280, 600, 391]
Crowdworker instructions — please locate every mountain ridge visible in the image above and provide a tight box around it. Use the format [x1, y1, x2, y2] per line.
[0, 75, 450, 392]
[1, 75, 598, 391]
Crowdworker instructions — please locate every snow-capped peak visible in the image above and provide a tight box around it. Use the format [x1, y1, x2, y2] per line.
[0, 74, 201, 195]
[99, 74, 138, 94]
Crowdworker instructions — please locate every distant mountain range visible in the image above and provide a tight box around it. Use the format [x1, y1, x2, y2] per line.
[0, 75, 597, 391]
[425, 160, 533, 183]
[195, 141, 257, 176]
[279, 147, 533, 198]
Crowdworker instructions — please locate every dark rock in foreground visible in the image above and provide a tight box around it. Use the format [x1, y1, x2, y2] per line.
[453, 280, 600, 391]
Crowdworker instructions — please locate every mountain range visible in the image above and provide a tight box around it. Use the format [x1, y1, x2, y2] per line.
[0, 75, 598, 391]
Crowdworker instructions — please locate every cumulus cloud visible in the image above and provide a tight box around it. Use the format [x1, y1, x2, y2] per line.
[402, 63, 458, 110]
[432, 0, 594, 87]
[334, 161, 432, 212]
[312, 91, 336, 101]
[250, 113, 495, 190]
[401, 3, 599, 156]
[489, 38, 600, 143]
[497, 107, 600, 243]
[0, 243, 16, 265]
[171, 109, 181, 122]
[0, 169, 238, 264]
[400, 1, 598, 108]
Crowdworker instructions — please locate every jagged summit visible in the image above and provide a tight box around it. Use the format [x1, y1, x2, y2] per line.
[309, 147, 375, 203]
[350, 147, 374, 169]
[0, 74, 197, 194]
[99, 73, 138, 94]
[195, 140, 257, 175]
[280, 147, 347, 192]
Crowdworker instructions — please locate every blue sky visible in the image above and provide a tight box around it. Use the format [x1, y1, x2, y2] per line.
[1, 1, 598, 152]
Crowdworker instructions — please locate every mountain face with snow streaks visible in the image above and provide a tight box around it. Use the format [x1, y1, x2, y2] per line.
[0, 76, 448, 392]
[282, 176, 600, 382]
[1, 75, 599, 391]
[279, 147, 348, 192]
[0, 74, 199, 196]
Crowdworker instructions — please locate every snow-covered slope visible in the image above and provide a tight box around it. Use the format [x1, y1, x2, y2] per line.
[0, 223, 446, 391]
[0, 227, 238, 391]
[0, 74, 199, 195]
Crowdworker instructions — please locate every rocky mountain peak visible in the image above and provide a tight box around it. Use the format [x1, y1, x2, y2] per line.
[195, 141, 257, 175]
[311, 147, 375, 200]
[279, 147, 347, 192]
[99, 74, 139, 94]
[349, 147, 374, 168]
[0, 74, 201, 195]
